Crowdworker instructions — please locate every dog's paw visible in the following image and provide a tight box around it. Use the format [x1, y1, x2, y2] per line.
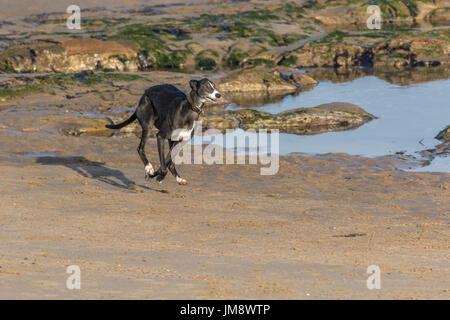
[155, 170, 168, 184]
[145, 167, 160, 180]
[145, 164, 154, 175]
[176, 176, 187, 185]
[156, 174, 165, 184]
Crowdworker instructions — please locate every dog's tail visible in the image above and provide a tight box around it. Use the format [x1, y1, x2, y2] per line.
[106, 112, 137, 130]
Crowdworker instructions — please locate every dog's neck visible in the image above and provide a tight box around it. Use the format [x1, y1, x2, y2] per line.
[187, 91, 203, 114]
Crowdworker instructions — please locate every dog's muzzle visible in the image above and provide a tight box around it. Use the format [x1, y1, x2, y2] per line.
[206, 90, 221, 102]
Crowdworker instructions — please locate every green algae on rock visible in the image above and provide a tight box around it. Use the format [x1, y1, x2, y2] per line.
[201, 102, 376, 135]
[283, 34, 449, 69]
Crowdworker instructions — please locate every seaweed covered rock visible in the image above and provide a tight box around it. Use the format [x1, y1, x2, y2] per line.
[309, 0, 449, 26]
[373, 37, 450, 68]
[283, 33, 449, 69]
[287, 42, 372, 68]
[426, 7, 450, 25]
[203, 102, 376, 135]
[287, 72, 318, 87]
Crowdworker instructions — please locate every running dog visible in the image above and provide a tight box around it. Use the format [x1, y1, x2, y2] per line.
[105, 78, 221, 185]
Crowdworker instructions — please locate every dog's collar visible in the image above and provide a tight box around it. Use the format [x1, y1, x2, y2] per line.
[187, 93, 203, 114]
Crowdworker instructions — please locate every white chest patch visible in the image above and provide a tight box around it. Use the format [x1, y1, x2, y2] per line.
[171, 126, 194, 141]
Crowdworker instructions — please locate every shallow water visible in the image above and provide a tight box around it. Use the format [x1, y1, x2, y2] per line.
[205, 75, 450, 172]
[410, 156, 449, 173]
[24, 152, 57, 158]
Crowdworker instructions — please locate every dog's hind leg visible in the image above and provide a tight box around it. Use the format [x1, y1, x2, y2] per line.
[138, 126, 154, 179]
[155, 134, 168, 183]
[135, 96, 155, 179]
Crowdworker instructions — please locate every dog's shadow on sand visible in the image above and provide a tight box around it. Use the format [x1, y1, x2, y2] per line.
[36, 156, 168, 193]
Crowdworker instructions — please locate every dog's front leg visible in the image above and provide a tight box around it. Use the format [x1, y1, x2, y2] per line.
[156, 134, 168, 183]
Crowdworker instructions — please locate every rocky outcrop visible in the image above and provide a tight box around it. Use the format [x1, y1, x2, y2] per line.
[203, 102, 376, 134]
[12, 113, 114, 137]
[214, 69, 318, 107]
[421, 126, 450, 162]
[308, 0, 449, 27]
[434, 126, 450, 157]
[283, 35, 449, 69]
[287, 42, 373, 68]
[55, 115, 113, 137]
[216, 69, 295, 94]
[216, 69, 317, 94]
[436, 126, 450, 142]
[426, 7, 450, 25]
[58, 117, 114, 137]
[0, 1, 448, 74]
[1, 31, 448, 73]
[374, 37, 450, 68]
[285, 71, 318, 87]
[0, 39, 141, 73]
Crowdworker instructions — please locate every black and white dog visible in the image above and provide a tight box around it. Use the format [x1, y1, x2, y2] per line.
[106, 78, 221, 185]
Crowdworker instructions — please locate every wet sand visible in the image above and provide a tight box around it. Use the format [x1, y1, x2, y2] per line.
[0, 129, 449, 299]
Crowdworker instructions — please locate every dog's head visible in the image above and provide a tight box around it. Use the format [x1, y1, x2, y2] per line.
[189, 78, 221, 104]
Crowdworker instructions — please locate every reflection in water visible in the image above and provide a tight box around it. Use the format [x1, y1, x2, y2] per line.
[223, 66, 450, 108]
[309, 66, 450, 86]
[224, 91, 295, 108]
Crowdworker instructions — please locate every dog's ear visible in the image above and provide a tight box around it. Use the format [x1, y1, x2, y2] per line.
[189, 80, 199, 91]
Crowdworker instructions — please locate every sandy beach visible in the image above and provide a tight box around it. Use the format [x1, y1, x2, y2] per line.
[0, 129, 449, 299]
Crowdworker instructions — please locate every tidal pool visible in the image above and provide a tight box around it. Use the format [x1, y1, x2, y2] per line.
[197, 75, 450, 172]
